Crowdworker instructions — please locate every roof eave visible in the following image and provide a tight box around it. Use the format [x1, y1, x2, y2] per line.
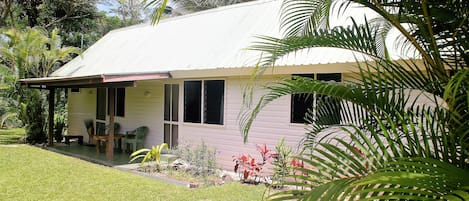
[19, 72, 171, 89]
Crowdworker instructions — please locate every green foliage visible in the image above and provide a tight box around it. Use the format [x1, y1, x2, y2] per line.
[130, 142, 169, 171]
[241, 0, 469, 200]
[19, 90, 46, 144]
[171, 141, 218, 177]
[271, 138, 294, 188]
[54, 114, 65, 143]
[144, 0, 169, 24]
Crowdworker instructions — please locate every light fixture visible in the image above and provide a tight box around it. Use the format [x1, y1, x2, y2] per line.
[144, 90, 151, 97]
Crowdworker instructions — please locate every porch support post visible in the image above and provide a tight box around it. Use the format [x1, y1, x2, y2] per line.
[106, 88, 115, 160]
[47, 88, 55, 146]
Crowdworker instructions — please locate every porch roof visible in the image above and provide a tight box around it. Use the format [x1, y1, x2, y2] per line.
[19, 72, 170, 88]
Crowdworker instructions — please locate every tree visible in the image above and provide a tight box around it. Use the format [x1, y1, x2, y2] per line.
[171, 0, 253, 12]
[0, 27, 79, 143]
[238, 0, 468, 200]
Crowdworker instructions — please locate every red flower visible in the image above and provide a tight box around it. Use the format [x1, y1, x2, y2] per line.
[243, 170, 249, 180]
[291, 159, 304, 168]
[240, 154, 249, 162]
[256, 144, 270, 155]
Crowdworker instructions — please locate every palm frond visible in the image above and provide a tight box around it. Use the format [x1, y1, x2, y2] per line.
[143, 0, 169, 25]
[250, 18, 385, 66]
[268, 106, 468, 200]
[280, 0, 335, 36]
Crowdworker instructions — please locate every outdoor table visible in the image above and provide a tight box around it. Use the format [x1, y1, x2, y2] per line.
[93, 134, 125, 153]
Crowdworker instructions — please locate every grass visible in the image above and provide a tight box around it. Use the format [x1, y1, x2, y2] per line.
[0, 145, 266, 201]
[0, 128, 25, 144]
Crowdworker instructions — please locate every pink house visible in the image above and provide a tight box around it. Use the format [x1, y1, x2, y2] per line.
[20, 0, 407, 170]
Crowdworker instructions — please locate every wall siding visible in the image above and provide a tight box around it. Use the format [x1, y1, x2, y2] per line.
[67, 73, 360, 170]
[177, 76, 306, 170]
[67, 80, 165, 148]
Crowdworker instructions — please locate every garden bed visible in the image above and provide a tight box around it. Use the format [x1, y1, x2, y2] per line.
[116, 161, 237, 188]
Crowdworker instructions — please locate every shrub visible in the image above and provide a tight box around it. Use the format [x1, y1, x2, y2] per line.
[271, 138, 294, 187]
[170, 141, 218, 177]
[233, 144, 272, 184]
[54, 115, 65, 143]
[19, 91, 46, 144]
[130, 143, 169, 172]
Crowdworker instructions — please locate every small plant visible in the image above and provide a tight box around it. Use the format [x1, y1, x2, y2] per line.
[271, 138, 294, 188]
[54, 115, 65, 143]
[233, 144, 273, 184]
[170, 141, 218, 177]
[130, 143, 169, 172]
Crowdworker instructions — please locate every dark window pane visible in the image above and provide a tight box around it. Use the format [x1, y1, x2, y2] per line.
[116, 88, 125, 117]
[171, 125, 178, 148]
[316, 96, 342, 125]
[317, 73, 341, 125]
[96, 88, 106, 120]
[291, 94, 314, 123]
[317, 73, 341, 82]
[71, 88, 80, 92]
[184, 81, 201, 123]
[290, 74, 314, 123]
[204, 80, 224, 125]
[107, 88, 125, 117]
[164, 85, 171, 121]
[164, 124, 170, 145]
[172, 84, 179, 121]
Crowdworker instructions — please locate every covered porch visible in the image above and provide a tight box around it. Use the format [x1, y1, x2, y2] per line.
[19, 73, 170, 161]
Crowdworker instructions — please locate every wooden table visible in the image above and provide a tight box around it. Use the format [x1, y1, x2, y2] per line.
[93, 134, 124, 153]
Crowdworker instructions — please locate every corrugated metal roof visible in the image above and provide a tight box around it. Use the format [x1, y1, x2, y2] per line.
[51, 0, 408, 78]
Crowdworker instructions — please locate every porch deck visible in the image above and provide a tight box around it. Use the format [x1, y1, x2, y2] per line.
[49, 143, 134, 166]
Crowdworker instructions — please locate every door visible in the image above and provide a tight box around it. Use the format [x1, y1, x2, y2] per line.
[164, 84, 179, 148]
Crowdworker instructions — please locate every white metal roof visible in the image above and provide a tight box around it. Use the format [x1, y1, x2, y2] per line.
[51, 0, 409, 77]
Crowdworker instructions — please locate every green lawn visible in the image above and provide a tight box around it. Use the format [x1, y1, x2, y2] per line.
[0, 128, 25, 144]
[0, 145, 266, 201]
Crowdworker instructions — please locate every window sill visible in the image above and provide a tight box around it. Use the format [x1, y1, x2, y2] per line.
[182, 122, 225, 129]
[289, 122, 309, 128]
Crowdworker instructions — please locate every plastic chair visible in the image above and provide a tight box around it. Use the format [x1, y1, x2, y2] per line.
[84, 119, 95, 144]
[123, 126, 149, 153]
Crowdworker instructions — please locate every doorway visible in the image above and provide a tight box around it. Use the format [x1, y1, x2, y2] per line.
[164, 84, 179, 148]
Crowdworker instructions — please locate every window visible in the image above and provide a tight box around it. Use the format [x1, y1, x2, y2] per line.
[291, 74, 314, 123]
[107, 88, 125, 117]
[71, 88, 80, 93]
[184, 80, 224, 125]
[96, 88, 106, 120]
[290, 73, 341, 124]
[317, 73, 342, 125]
[184, 81, 202, 123]
[204, 80, 224, 124]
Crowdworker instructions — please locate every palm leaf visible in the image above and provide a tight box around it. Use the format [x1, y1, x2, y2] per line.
[250, 19, 384, 66]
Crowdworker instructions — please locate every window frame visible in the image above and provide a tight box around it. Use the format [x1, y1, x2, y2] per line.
[183, 79, 225, 125]
[290, 73, 341, 125]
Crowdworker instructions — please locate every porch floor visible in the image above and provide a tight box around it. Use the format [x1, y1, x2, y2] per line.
[50, 143, 134, 166]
